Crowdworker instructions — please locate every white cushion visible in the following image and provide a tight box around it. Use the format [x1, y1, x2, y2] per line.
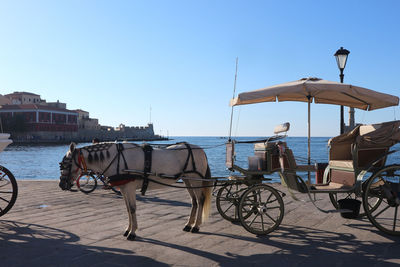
[274, 122, 290, 134]
[329, 160, 354, 169]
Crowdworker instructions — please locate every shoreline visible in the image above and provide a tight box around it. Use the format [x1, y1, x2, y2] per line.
[8, 137, 170, 146]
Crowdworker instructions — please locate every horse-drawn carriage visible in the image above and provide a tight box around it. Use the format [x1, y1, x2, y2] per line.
[59, 77, 400, 239]
[217, 77, 400, 236]
[0, 133, 18, 217]
[219, 120, 400, 236]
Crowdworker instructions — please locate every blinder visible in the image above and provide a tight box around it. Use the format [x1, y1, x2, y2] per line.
[59, 150, 78, 190]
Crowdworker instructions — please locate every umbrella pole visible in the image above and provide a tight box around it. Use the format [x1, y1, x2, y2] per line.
[307, 95, 311, 184]
[228, 57, 238, 141]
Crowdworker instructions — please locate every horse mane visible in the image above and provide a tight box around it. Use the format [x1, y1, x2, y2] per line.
[82, 142, 143, 163]
[82, 142, 114, 163]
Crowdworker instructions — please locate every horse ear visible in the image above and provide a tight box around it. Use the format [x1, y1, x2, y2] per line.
[69, 142, 76, 152]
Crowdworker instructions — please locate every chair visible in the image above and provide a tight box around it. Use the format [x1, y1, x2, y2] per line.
[322, 120, 400, 189]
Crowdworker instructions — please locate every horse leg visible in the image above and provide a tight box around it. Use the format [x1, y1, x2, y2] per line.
[120, 185, 132, 237]
[191, 178, 213, 233]
[183, 180, 197, 232]
[119, 181, 138, 240]
[191, 184, 205, 233]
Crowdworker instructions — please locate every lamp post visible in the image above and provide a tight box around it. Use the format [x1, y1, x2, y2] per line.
[334, 47, 350, 134]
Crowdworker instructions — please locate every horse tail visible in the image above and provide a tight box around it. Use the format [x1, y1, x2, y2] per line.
[202, 165, 212, 222]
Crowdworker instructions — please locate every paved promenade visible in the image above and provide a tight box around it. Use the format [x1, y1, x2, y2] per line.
[0, 181, 399, 267]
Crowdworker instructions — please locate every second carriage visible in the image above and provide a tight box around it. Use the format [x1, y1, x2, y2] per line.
[0, 133, 18, 217]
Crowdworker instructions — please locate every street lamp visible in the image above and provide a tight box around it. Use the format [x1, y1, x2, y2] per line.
[334, 47, 350, 134]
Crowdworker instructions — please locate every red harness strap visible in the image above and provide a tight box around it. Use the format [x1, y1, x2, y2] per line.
[77, 152, 88, 173]
[109, 180, 133, 187]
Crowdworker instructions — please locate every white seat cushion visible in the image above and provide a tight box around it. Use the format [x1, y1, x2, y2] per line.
[312, 182, 353, 191]
[329, 160, 354, 169]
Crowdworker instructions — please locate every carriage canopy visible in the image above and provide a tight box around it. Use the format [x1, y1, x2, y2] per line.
[329, 120, 400, 149]
[230, 77, 399, 111]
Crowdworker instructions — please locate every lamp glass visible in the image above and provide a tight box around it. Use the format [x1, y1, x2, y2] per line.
[336, 54, 348, 70]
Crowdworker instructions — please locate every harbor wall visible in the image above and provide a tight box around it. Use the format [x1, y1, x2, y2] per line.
[10, 123, 165, 143]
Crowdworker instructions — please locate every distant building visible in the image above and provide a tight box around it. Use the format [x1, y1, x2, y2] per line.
[43, 100, 67, 109]
[0, 104, 78, 141]
[5, 92, 41, 105]
[4, 91, 67, 109]
[75, 109, 100, 130]
[0, 91, 162, 142]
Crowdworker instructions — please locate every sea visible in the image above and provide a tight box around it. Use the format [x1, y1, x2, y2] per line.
[1, 136, 400, 183]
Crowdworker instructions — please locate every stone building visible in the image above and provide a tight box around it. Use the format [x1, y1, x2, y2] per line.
[5, 92, 41, 105]
[75, 109, 100, 130]
[0, 91, 162, 143]
[0, 104, 78, 142]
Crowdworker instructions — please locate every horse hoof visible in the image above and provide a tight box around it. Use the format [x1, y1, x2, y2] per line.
[191, 227, 199, 233]
[183, 225, 192, 232]
[123, 230, 129, 237]
[127, 233, 136, 241]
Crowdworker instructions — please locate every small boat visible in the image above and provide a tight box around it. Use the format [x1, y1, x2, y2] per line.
[0, 133, 12, 152]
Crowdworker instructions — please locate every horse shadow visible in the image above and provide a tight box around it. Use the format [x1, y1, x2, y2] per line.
[137, 224, 400, 266]
[69, 186, 191, 207]
[136, 194, 191, 207]
[0, 220, 168, 267]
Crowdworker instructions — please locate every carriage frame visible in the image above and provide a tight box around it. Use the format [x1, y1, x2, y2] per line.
[216, 121, 400, 236]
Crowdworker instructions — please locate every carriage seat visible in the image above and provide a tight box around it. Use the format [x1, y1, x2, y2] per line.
[326, 121, 400, 186]
[273, 122, 290, 135]
[328, 121, 400, 171]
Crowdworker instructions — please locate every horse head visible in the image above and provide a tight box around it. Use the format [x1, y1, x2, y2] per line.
[59, 142, 80, 190]
[59, 142, 116, 190]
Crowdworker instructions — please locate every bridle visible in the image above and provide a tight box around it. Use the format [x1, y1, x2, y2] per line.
[59, 149, 87, 190]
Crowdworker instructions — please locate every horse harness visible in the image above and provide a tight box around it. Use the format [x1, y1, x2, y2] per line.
[106, 142, 206, 195]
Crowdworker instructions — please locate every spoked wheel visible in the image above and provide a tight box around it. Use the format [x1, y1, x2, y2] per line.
[329, 191, 382, 218]
[363, 165, 400, 236]
[77, 173, 97, 194]
[0, 165, 18, 217]
[238, 184, 284, 235]
[216, 183, 247, 222]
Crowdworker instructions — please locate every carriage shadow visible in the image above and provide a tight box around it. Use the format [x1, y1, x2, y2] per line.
[0, 220, 168, 266]
[137, 225, 399, 266]
[344, 220, 400, 239]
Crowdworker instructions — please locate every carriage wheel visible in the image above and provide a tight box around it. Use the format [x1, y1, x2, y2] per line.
[0, 165, 18, 217]
[77, 173, 97, 194]
[238, 184, 284, 235]
[216, 183, 247, 222]
[363, 165, 400, 236]
[329, 190, 382, 218]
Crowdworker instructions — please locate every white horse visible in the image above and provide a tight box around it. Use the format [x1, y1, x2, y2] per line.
[59, 142, 213, 241]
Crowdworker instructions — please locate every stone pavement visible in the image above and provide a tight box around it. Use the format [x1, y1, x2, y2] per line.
[0, 181, 399, 267]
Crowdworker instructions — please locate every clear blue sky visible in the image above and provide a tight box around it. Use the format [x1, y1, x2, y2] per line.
[0, 0, 399, 137]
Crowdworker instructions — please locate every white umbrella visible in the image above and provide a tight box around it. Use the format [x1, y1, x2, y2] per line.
[230, 77, 399, 179]
[231, 77, 399, 109]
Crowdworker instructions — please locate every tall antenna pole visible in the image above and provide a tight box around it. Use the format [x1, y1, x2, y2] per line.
[149, 105, 152, 124]
[228, 57, 238, 141]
